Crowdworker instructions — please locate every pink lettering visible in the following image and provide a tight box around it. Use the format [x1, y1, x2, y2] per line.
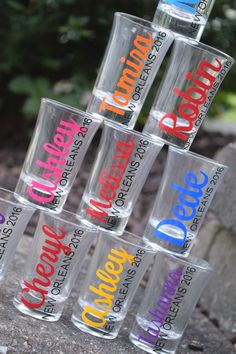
[28, 117, 83, 204]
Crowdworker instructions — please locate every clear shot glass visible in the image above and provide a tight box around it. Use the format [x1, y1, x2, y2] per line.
[86, 12, 174, 128]
[143, 38, 234, 150]
[13, 210, 97, 321]
[153, 0, 216, 41]
[129, 250, 214, 354]
[0, 188, 35, 283]
[77, 121, 164, 235]
[71, 230, 156, 339]
[143, 146, 228, 256]
[15, 98, 102, 213]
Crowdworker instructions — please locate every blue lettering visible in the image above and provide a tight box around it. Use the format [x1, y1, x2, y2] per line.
[154, 219, 187, 247]
[171, 183, 203, 208]
[153, 170, 209, 246]
[185, 170, 209, 188]
[165, 0, 198, 14]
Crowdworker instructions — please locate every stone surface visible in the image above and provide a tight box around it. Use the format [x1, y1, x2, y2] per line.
[196, 225, 236, 334]
[0, 236, 235, 354]
[191, 142, 236, 336]
[180, 310, 234, 354]
[211, 142, 236, 233]
[203, 120, 236, 136]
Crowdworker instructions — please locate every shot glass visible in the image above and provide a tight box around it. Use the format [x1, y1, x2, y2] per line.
[77, 121, 164, 235]
[143, 146, 228, 256]
[15, 98, 102, 213]
[86, 12, 173, 128]
[153, 0, 216, 41]
[13, 210, 97, 321]
[71, 230, 156, 339]
[0, 188, 35, 283]
[143, 38, 234, 150]
[129, 250, 214, 353]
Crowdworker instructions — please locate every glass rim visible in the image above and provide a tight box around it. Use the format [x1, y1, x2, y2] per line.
[157, 249, 214, 272]
[42, 209, 99, 232]
[0, 188, 34, 210]
[169, 146, 228, 169]
[114, 12, 161, 32]
[41, 97, 103, 124]
[104, 120, 164, 148]
[102, 229, 157, 253]
[174, 37, 234, 62]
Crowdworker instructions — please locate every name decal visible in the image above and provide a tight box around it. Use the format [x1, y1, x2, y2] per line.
[85, 138, 135, 223]
[99, 32, 153, 116]
[165, 0, 206, 15]
[159, 58, 222, 141]
[154, 170, 208, 246]
[28, 117, 83, 203]
[81, 247, 134, 328]
[21, 225, 70, 309]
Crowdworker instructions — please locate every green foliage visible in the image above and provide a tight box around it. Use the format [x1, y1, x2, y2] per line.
[0, 0, 97, 118]
[0, 0, 235, 129]
[209, 92, 236, 122]
[8, 74, 90, 118]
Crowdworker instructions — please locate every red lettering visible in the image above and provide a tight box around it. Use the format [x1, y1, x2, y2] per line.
[178, 103, 198, 125]
[100, 188, 116, 202]
[98, 172, 120, 191]
[159, 113, 189, 141]
[21, 224, 68, 309]
[158, 58, 222, 141]
[110, 163, 126, 178]
[21, 285, 46, 309]
[173, 87, 207, 106]
[116, 139, 135, 156]
[86, 199, 111, 222]
[85, 139, 135, 224]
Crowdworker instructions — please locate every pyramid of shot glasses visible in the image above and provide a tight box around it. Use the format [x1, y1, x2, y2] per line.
[0, 0, 233, 353]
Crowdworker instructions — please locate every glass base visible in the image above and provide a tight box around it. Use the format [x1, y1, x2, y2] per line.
[14, 193, 62, 214]
[142, 236, 190, 258]
[129, 333, 175, 354]
[76, 214, 124, 237]
[71, 315, 118, 340]
[13, 297, 61, 322]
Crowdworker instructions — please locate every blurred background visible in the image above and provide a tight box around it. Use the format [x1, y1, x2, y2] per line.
[0, 0, 236, 147]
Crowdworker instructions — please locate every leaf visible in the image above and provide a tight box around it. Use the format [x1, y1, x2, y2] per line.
[7, 1, 25, 11]
[41, 57, 62, 70]
[58, 16, 93, 40]
[225, 93, 236, 107]
[8, 76, 35, 95]
[22, 97, 41, 119]
[35, 77, 50, 96]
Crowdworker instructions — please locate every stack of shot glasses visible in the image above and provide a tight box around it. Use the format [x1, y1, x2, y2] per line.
[0, 0, 234, 353]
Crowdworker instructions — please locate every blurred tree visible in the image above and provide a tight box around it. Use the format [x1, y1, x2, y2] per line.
[202, 0, 236, 121]
[0, 0, 235, 136]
